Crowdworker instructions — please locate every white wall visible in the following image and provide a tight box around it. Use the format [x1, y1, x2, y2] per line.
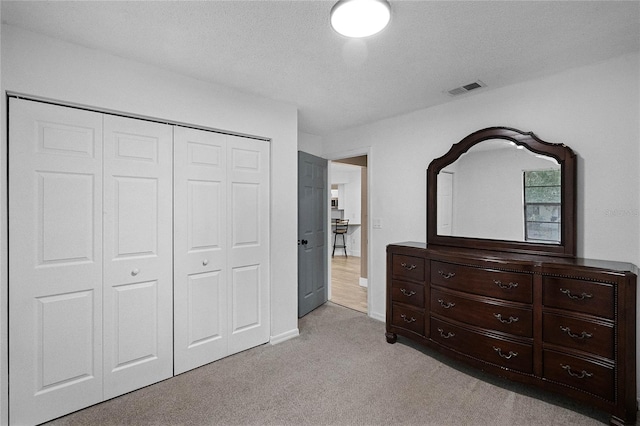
[323, 53, 640, 325]
[298, 131, 324, 157]
[0, 25, 299, 425]
[0, 9, 4, 426]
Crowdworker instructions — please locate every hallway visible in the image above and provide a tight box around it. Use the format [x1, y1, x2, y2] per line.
[330, 256, 367, 313]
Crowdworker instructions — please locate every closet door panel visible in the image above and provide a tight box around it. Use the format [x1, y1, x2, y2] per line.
[228, 136, 270, 354]
[174, 127, 228, 374]
[9, 99, 104, 425]
[113, 176, 159, 255]
[103, 115, 173, 399]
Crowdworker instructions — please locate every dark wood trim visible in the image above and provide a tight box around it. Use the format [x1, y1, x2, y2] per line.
[427, 127, 577, 257]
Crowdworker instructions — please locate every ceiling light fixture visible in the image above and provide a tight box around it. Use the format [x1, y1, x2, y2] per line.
[330, 0, 391, 38]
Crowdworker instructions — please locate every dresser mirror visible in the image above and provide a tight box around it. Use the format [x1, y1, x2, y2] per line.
[427, 127, 577, 257]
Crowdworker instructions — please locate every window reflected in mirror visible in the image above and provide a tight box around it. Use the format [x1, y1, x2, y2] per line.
[523, 169, 561, 243]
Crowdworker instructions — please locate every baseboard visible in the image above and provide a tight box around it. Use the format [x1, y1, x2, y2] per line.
[359, 277, 368, 288]
[269, 328, 299, 345]
[370, 311, 385, 322]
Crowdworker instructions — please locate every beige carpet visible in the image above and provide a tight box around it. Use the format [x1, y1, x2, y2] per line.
[46, 302, 613, 425]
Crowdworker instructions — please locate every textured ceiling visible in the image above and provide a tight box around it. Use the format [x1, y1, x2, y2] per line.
[2, 1, 639, 136]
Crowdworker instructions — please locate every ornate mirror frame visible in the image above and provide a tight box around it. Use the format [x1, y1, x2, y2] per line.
[427, 127, 577, 257]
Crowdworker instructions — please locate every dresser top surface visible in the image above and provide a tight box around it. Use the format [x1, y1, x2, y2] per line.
[388, 242, 638, 276]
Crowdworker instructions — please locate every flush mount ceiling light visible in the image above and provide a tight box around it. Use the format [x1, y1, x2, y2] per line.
[330, 0, 391, 38]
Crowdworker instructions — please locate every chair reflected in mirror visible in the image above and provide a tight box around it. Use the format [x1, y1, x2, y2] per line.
[332, 218, 349, 257]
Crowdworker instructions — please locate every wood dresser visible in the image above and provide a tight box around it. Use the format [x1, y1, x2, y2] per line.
[386, 242, 637, 425]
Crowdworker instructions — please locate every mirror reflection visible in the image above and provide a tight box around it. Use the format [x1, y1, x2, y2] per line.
[436, 139, 561, 243]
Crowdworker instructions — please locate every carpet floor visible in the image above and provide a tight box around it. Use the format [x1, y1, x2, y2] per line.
[45, 302, 617, 425]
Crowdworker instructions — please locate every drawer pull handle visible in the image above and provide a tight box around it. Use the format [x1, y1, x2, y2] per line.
[560, 288, 593, 300]
[438, 299, 455, 309]
[438, 270, 456, 279]
[494, 313, 519, 324]
[400, 289, 416, 297]
[437, 328, 455, 339]
[561, 364, 593, 379]
[400, 314, 416, 323]
[493, 346, 518, 360]
[494, 280, 518, 289]
[560, 326, 592, 340]
[401, 262, 417, 271]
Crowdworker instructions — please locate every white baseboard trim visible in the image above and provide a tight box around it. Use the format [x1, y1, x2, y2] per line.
[370, 311, 385, 322]
[359, 277, 368, 288]
[269, 328, 299, 345]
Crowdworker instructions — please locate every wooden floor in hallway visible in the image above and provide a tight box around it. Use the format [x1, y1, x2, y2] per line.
[331, 255, 367, 313]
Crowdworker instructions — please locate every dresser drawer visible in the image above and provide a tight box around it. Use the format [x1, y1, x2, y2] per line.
[543, 312, 614, 359]
[543, 349, 614, 401]
[431, 261, 532, 303]
[392, 254, 425, 282]
[430, 317, 533, 374]
[431, 288, 532, 338]
[391, 304, 424, 335]
[543, 277, 614, 319]
[391, 280, 424, 308]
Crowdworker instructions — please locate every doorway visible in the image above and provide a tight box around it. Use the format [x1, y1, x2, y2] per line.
[329, 156, 368, 313]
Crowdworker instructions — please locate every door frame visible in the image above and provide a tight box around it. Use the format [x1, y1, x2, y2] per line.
[326, 147, 372, 317]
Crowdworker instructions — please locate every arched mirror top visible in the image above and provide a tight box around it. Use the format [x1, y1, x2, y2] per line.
[427, 127, 577, 257]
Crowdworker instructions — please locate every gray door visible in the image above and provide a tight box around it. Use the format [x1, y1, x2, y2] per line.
[298, 151, 328, 317]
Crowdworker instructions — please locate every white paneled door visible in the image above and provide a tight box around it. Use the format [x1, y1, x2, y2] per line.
[102, 115, 174, 399]
[173, 129, 270, 373]
[9, 99, 270, 424]
[226, 136, 270, 354]
[437, 170, 454, 236]
[9, 99, 104, 425]
[173, 127, 228, 374]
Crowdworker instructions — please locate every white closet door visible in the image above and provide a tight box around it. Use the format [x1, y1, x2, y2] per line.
[9, 99, 104, 425]
[227, 136, 270, 354]
[173, 127, 228, 374]
[102, 115, 173, 399]
[437, 171, 454, 235]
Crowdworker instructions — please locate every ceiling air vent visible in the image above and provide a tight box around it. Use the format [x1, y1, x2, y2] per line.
[447, 80, 486, 96]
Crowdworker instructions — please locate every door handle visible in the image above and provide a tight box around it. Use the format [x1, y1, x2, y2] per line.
[298, 239, 308, 245]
